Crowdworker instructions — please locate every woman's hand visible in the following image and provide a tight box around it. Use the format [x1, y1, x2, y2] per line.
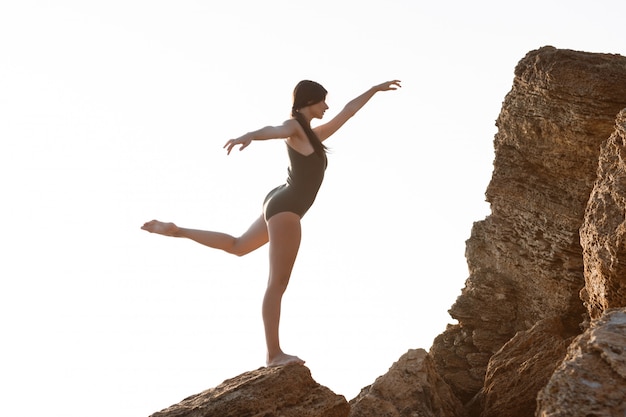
[374, 80, 402, 92]
[223, 134, 253, 155]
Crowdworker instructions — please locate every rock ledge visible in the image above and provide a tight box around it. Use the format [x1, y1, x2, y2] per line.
[149, 365, 349, 417]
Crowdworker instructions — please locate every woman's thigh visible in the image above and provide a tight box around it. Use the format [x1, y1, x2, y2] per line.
[267, 212, 302, 285]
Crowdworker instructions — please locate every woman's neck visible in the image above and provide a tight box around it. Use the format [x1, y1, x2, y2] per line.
[297, 108, 314, 123]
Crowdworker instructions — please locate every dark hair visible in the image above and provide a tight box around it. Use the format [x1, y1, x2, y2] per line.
[291, 80, 327, 157]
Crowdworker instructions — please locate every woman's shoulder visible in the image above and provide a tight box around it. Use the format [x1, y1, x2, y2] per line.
[284, 119, 315, 155]
[276, 118, 300, 137]
[282, 118, 304, 138]
[282, 118, 300, 129]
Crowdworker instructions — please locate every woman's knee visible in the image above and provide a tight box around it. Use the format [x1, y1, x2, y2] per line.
[230, 216, 269, 256]
[231, 242, 252, 257]
[267, 274, 291, 292]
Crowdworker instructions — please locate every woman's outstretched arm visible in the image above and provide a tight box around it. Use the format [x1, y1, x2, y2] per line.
[223, 119, 299, 154]
[315, 80, 401, 141]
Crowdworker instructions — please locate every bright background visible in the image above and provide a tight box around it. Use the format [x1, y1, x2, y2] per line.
[2, 1, 625, 416]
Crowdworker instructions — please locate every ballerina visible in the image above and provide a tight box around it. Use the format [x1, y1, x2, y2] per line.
[142, 79, 401, 366]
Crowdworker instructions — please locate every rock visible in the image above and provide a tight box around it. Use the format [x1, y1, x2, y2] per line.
[430, 324, 486, 404]
[349, 349, 467, 417]
[580, 109, 626, 320]
[431, 46, 626, 404]
[536, 308, 626, 416]
[467, 317, 575, 417]
[149, 365, 349, 417]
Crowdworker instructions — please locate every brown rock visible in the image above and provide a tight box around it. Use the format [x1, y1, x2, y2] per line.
[580, 109, 626, 320]
[149, 365, 349, 417]
[432, 46, 626, 404]
[349, 349, 467, 417]
[467, 317, 575, 417]
[430, 324, 486, 403]
[536, 308, 626, 416]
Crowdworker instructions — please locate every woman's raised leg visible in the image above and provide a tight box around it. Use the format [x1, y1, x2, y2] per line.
[263, 212, 305, 367]
[141, 215, 268, 256]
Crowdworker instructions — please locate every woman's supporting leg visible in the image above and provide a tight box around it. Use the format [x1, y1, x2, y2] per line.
[263, 212, 305, 367]
[141, 215, 268, 256]
[143, 212, 304, 366]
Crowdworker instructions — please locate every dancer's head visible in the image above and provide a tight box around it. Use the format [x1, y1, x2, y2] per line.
[292, 80, 327, 113]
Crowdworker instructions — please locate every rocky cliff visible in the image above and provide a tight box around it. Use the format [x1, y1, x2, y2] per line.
[149, 46, 626, 417]
[431, 46, 626, 416]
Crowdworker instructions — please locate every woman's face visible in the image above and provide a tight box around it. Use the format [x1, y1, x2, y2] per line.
[309, 99, 329, 119]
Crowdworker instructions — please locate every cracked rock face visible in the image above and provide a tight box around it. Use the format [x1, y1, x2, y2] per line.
[580, 109, 626, 320]
[466, 317, 576, 417]
[349, 349, 467, 417]
[536, 309, 626, 417]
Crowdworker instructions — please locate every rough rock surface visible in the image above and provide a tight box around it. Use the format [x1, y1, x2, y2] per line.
[466, 317, 575, 417]
[149, 365, 349, 417]
[350, 349, 466, 417]
[536, 308, 626, 416]
[348, 349, 467, 417]
[431, 46, 626, 405]
[580, 109, 626, 320]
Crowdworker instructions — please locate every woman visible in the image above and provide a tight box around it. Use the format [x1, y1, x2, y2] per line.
[142, 79, 401, 367]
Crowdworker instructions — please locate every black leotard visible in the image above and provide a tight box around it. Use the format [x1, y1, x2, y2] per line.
[263, 144, 327, 220]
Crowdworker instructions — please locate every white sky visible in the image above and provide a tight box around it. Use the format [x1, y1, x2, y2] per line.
[2, 1, 625, 416]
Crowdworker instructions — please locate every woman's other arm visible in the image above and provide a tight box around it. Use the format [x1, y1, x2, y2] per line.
[224, 119, 300, 154]
[314, 80, 401, 141]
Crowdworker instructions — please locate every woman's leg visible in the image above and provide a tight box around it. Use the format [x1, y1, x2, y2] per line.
[141, 215, 268, 256]
[263, 212, 305, 367]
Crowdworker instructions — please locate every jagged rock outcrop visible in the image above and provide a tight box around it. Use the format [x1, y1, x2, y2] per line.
[580, 109, 626, 320]
[430, 46, 626, 408]
[466, 317, 575, 417]
[149, 365, 349, 417]
[536, 308, 626, 416]
[348, 349, 467, 417]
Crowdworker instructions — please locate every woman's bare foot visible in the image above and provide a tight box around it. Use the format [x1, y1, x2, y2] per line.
[266, 352, 305, 367]
[141, 220, 180, 236]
